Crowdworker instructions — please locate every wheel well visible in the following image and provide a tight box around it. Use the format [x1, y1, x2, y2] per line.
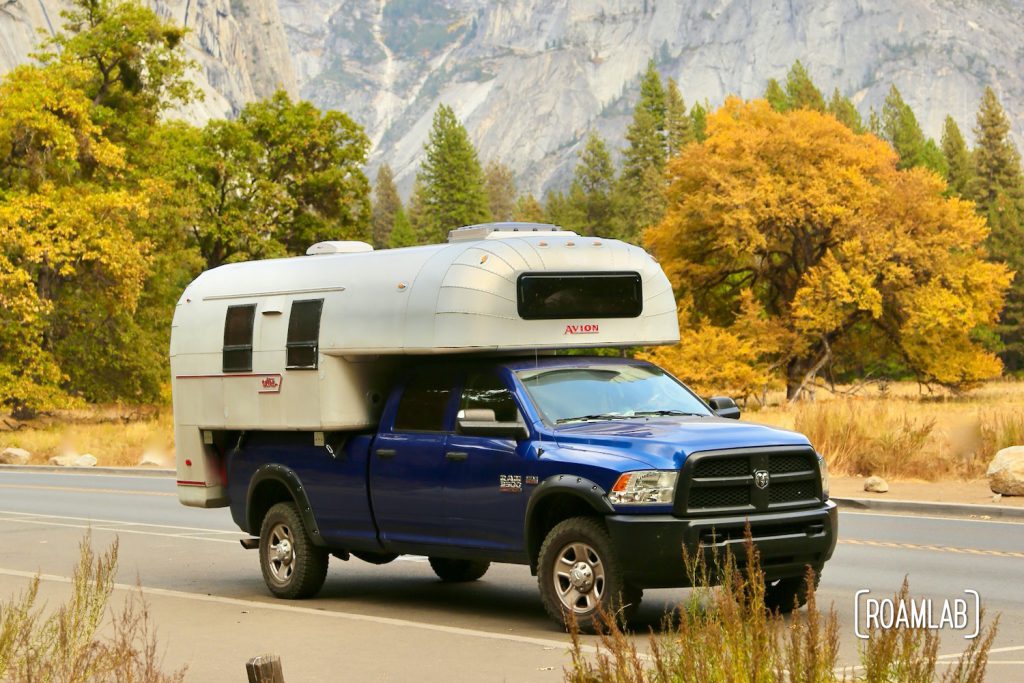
[247, 479, 294, 534]
[528, 494, 602, 572]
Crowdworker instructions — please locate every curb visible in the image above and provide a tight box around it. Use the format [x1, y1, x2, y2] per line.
[0, 464, 174, 477]
[833, 496, 1024, 521]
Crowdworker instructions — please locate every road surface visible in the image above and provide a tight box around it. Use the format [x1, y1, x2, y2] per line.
[0, 470, 1021, 681]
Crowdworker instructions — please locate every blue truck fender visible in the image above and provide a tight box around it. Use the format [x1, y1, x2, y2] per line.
[523, 474, 615, 573]
[245, 463, 326, 547]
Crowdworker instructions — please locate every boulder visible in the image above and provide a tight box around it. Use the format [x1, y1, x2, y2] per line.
[49, 454, 80, 467]
[864, 475, 889, 493]
[76, 454, 97, 467]
[0, 447, 30, 465]
[138, 451, 167, 468]
[987, 446, 1024, 496]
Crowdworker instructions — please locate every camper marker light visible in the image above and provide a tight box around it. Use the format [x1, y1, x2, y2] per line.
[609, 470, 678, 505]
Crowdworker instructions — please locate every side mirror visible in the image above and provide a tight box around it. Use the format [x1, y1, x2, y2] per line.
[456, 408, 529, 440]
[707, 396, 741, 420]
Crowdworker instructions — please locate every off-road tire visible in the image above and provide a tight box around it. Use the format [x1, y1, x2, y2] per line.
[428, 557, 490, 582]
[763, 566, 822, 613]
[537, 516, 640, 633]
[259, 502, 329, 599]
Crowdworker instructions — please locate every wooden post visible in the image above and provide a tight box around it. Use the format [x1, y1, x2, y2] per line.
[246, 654, 285, 683]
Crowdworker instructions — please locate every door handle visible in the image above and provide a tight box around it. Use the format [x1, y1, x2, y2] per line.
[445, 451, 469, 462]
[376, 448, 397, 459]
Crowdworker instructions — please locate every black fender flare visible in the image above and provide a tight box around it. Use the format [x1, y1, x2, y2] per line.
[246, 464, 326, 547]
[524, 474, 615, 572]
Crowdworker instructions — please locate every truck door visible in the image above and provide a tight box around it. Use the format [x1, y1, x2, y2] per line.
[369, 369, 456, 549]
[444, 369, 532, 552]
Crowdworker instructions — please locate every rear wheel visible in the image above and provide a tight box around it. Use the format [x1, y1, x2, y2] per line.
[259, 502, 329, 599]
[763, 567, 822, 613]
[428, 557, 490, 582]
[537, 517, 640, 632]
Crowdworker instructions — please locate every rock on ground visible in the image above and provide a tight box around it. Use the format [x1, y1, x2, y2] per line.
[138, 451, 168, 468]
[987, 446, 1024, 496]
[76, 454, 97, 467]
[864, 475, 889, 493]
[49, 453, 97, 467]
[0, 447, 30, 465]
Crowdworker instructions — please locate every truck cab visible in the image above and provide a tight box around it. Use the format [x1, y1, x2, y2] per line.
[170, 223, 836, 631]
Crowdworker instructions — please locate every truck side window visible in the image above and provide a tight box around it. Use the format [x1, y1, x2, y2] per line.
[461, 372, 520, 423]
[223, 304, 256, 373]
[393, 373, 452, 432]
[286, 299, 323, 369]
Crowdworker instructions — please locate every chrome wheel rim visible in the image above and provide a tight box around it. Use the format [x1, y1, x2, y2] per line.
[267, 522, 295, 584]
[552, 541, 606, 614]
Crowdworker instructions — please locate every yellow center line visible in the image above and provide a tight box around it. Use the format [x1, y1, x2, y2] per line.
[0, 483, 174, 497]
[841, 538, 1024, 559]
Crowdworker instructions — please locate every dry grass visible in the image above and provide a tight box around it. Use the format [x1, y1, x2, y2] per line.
[566, 538, 998, 683]
[0, 532, 186, 682]
[0, 408, 173, 467]
[743, 380, 1024, 480]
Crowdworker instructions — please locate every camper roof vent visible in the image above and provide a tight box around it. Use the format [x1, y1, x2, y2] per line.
[306, 241, 374, 256]
[447, 222, 573, 243]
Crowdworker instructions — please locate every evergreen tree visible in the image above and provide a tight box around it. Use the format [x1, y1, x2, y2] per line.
[544, 188, 585, 233]
[970, 87, 1024, 370]
[880, 85, 946, 174]
[784, 60, 825, 112]
[484, 160, 517, 222]
[573, 132, 616, 235]
[414, 104, 490, 243]
[940, 116, 973, 198]
[615, 105, 666, 243]
[764, 78, 788, 112]
[827, 88, 864, 132]
[691, 102, 709, 142]
[665, 78, 694, 157]
[512, 193, 545, 222]
[637, 58, 667, 139]
[387, 208, 417, 248]
[371, 163, 402, 248]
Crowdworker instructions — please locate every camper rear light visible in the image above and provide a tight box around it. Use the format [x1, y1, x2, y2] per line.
[609, 470, 677, 505]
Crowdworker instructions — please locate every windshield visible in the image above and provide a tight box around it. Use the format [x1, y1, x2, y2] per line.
[515, 364, 712, 424]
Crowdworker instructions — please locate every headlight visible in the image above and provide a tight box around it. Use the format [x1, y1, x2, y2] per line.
[817, 452, 830, 500]
[609, 470, 678, 505]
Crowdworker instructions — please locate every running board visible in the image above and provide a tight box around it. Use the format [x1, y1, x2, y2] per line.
[239, 537, 260, 550]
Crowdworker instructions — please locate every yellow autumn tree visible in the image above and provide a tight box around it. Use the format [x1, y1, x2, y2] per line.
[645, 98, 1011, 398]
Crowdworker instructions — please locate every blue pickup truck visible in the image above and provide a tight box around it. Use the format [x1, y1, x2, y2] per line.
[227, 354, 837, 630]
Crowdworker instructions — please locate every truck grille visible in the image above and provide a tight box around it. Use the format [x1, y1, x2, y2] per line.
[675, 447, 821, 516]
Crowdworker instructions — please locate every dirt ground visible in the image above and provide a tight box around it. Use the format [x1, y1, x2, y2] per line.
[830, 475, 1024, 508]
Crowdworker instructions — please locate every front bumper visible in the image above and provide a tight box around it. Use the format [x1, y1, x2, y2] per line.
[605, 500, 838, 589]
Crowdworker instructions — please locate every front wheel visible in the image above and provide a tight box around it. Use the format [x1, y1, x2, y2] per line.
[259, 502, 329, 599]
[763, 566, 822, 613]
[537, 517, 640, 632]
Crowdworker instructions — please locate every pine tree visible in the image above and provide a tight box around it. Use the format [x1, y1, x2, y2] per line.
[484, 160, 516, 222]
[387, 207, 416, 248]
[371, 163, 402, 248]
[690, 102, 709, 142]
[970, 87, 1024, 370]
[414, 104, 490, 243]
[637, 58, 667, 139]
[881, 85, 946, 174]
[512, 193, 545, 222]
[827, 88, 863, 132]
[940, 116, 973, 197]
[764, 78, 788, 112]
[544, 188, 585, 233]
[665, 78, 694, 157]
[784, 60, 825, 112]
[573, 132, 615, 235]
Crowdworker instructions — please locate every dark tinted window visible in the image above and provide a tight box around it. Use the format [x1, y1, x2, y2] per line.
[223, 304, 256, 373]
[460, 372, 520, 422]
[517, 272, 643, 320]
[286, 299, 323, 369]
[393, 372, 452, 432]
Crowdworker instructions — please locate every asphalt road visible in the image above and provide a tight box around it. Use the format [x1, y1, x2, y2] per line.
[0, 470, 1021, 681]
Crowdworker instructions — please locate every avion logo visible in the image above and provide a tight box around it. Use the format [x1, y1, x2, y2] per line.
[564, 323, 599, 335]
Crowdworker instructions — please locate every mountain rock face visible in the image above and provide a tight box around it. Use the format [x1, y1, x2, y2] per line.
[3, 0, 1022, 198]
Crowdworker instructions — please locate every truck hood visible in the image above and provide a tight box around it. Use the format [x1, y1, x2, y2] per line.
[550, 417, 812, 470]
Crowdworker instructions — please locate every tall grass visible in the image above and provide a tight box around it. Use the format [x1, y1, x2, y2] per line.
[565, 538, 997, 682]
[0, 532, 185, 682]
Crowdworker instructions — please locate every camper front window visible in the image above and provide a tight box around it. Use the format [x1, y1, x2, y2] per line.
[222, 304, 256, 373]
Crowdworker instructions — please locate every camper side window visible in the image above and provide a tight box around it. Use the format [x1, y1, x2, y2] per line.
[286, 299, 323, 369]
[223, 304, 256, 373]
